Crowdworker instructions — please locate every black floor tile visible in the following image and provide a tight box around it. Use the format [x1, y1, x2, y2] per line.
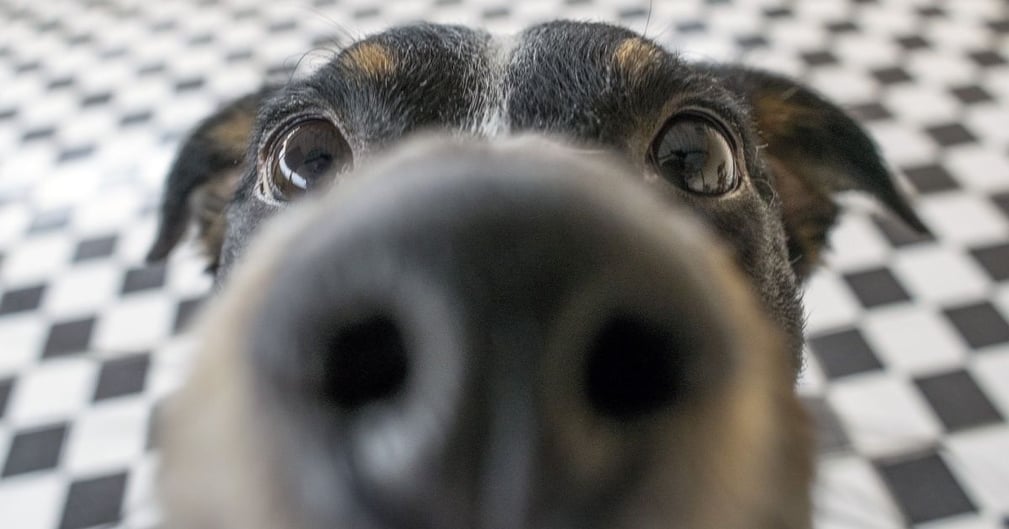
[848, 101, 893, 122]
[876, 452, 976, 524]
[267, 20, 297, 33]
[916, 5, 945, 17]
[969, 50, 1007, 67]
[1, 424, 68, 477]
[676, 20, 706, 33]
[951, 85, 994, 105]
[137, 62, 165, 76]
[72, 234, 117, 262]
[872, 66, 912, 84]
[801, 50, 838, 66]
[80, 92, 112, 107]
[0, 377, 13, 420]
[873, 214, 934, 247]
[0, 284, 46, 314]
[995, 191, 1009, 219]
[809, 328, 884, 379]
[895, 34, 930, 50]
[616, 7, 647, 20]
[736, 34, 768, 49]
[28, 209, 70, 233]
[989, 19, 1009, 33]
[120, 110, 152, 126]
[47, 76, 75, 90]
[843, 267, 911, 308]
[925, 123, 977, 147]
[353, 7, 380, 18]
[174, 77, 205, 92]
[42, 317, 96, 358]
[944, 302, 1009, 350]
[970, 242, 1009, 281]
[226, 48, 253, 62]
[59, 472, 128, 529]
[93, 353, 150, 401]
[826, 20, 858, 33]
[902, 164, 959, 194]
[120, 263, 166, 294]
[915, 370, 1003, 431]
[58, 145, 95, 163]
[763, 6, 793, 18]
[174, 296, 205, 333]
[22, 127, 56, 143]
[187, 32, 215, 45]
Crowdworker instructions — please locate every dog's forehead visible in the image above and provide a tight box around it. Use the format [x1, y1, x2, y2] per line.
[290, 21, 715, 146]
[504, 21, 689, 137]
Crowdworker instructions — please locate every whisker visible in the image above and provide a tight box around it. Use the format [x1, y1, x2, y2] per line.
[642, 0, 654, 39]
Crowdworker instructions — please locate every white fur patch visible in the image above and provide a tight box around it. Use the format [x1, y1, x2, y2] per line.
[468, 34, 518, 138]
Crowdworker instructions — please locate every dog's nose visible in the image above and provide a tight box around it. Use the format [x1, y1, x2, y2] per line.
[245, 140, 748, 529]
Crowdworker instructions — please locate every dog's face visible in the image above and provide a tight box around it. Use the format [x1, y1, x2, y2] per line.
[150, 21, 925, 529]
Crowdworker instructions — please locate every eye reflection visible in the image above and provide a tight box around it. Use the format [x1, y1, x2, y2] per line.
[651, 116, 737, 195]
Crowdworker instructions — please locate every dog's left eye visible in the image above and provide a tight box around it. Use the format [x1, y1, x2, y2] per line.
[269, 119, 353, 199]
[650, 115, 738, 195]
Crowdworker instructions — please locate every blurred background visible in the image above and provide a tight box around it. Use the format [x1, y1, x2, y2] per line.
[0, 0, 1007, 527]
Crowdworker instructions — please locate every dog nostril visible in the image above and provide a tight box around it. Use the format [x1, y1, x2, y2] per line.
[585, 315, 686, 421]
[322, 315, 409, 409]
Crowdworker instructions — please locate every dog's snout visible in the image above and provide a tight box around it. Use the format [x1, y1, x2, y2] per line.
[231, 140, 758, 529]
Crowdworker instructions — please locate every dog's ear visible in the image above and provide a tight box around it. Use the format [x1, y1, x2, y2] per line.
[146, 88, 272, 271]
[699, 66, 929, 278]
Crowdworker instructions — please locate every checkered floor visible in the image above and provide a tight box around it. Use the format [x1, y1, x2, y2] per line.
[0, 0, 1007, 527]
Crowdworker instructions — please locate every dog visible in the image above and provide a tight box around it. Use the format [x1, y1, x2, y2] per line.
[147, 21, 927, 529]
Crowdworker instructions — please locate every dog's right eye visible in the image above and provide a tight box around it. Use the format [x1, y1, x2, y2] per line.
[268, 119, 353, 200]
[649, 113, 738, 196]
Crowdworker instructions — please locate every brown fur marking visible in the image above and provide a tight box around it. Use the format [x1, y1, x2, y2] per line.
[612, 37, 663, 80]
[342, 42, 397, 78]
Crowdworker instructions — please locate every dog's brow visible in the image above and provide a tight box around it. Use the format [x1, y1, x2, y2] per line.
[341, 42, 397, 78]
[612, 37, 664, 79]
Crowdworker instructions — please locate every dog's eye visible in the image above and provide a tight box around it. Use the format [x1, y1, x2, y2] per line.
[650, 115, 737, 195]
[270, 119, 352, 199]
